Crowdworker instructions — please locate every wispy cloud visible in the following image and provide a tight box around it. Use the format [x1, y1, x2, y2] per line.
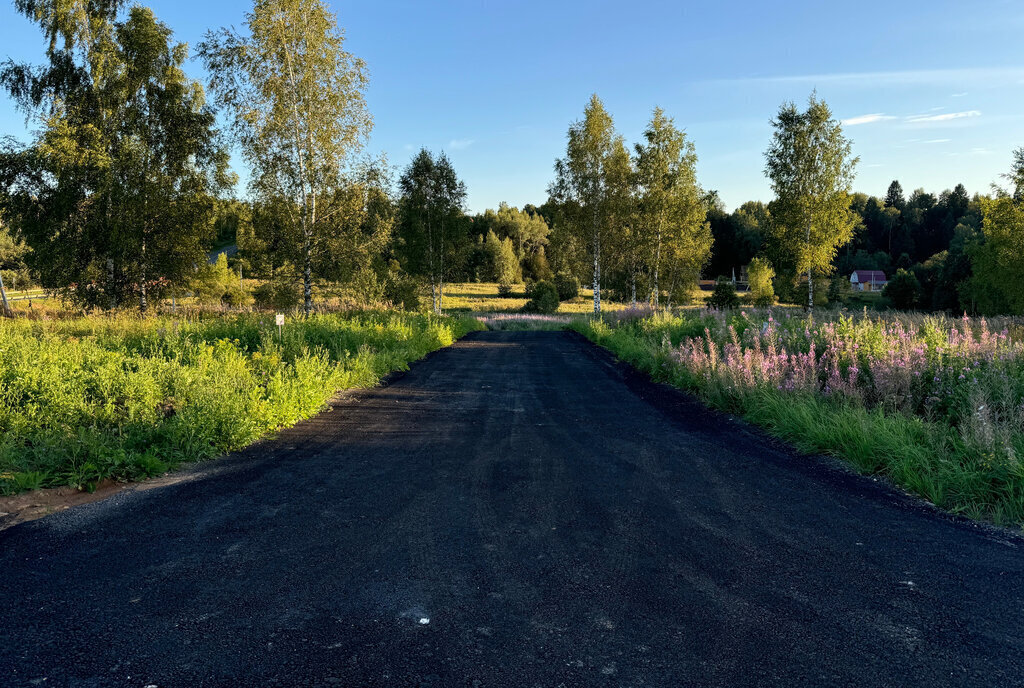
[923, 138, 952, 144]
[906, 110, 981, 123]
[710, 67, 1024, 87]
[448, 138, 475, 150]
[841, 113, 896, 126]
[951, 92, 969, 98]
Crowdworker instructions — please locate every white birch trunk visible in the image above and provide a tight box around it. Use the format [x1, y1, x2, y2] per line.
[0, 269, 12, 318]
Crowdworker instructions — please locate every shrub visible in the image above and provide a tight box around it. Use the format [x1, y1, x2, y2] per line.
[192, 254, 251, 307]
[252, 275, 302, 311]
[554, 271, 580, 300]
[708, 278, 741, 310]
[384, 272, 422, 311]
[522, 280, 560, 314]
[747, 257, 775, 307]
[497, 281, 515, 297]
[827, 274, 853, 305]
[883, 269, 921, 310]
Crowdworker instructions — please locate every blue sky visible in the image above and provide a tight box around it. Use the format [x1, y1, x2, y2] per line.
[1, 0, 1022, 212]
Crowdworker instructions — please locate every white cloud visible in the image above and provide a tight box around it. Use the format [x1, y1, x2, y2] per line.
[448, 138, 475, 150]
[841, 113, 896, 126]
[923, 138, 952, 144]
[712, 67, 1024, 87]
[906, 110, 981, 123]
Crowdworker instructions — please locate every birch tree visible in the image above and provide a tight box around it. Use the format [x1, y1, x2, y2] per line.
[200, 0, 371, 316]
[634, 107, 705, 307]
[764, 93, 858, 310]
[1, 0, 228, 310]
[550, 94, 617, 314]
[395, 149, 467, 313]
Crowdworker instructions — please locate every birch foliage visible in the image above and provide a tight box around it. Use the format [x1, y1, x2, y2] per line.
[764, 94, 858, 309]
[200, 0, 372, 316]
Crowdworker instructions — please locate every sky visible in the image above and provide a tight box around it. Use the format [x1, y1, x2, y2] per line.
[1, 0, 1022, 213]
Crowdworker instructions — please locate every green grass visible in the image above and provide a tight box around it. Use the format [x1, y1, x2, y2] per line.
[0, 311, 483, 494]
[572, 311, 1024, 527]
[441, 282, 631, 314]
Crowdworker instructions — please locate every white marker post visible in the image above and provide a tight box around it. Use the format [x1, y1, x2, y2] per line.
[276, 313, 284, 342]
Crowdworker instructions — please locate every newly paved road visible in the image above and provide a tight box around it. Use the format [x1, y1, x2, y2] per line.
[2, 331, 1023, 687]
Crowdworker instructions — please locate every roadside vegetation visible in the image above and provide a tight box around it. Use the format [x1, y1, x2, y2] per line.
[575, 309, 1024, 526]
[0, 312, 481, 495]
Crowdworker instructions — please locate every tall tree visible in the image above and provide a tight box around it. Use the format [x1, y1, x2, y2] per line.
[885, 180, 905, 210]
[200, 0, 372, 316]
[968, 153, 1024, 314]
[1, 1, 229, 310]
[549, 94, 618, 314]
[634, 107, 706, 306]
[764, 93, 859, 309]
[395, 149, 467, 313]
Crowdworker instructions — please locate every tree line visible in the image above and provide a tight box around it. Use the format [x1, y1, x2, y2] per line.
[0, 0, 1022, 317]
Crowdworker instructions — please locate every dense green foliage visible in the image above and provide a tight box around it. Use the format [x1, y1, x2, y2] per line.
[0, 312, 482, 494]
[575, 310, 1024, 525]
[883, 269, 921, 310]
[0, 2, 231, 310]
[747, 257, 775, 306]
[707, 278, 741, 310]
[522, 280, 560, 314]
[199, 0, 375, 316]
[764, 94, 858, 309]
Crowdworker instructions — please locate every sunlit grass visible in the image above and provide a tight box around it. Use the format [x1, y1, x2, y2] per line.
[443, 282, 632, 314]
[0, 311, 483, 494]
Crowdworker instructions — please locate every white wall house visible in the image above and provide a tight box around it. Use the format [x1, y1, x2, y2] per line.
[850, 270, 887, 292]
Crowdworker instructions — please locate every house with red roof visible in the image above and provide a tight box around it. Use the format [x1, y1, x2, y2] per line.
[850, 270, 887, 292]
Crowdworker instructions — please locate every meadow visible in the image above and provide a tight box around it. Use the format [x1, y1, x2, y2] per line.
[574, 308, 1024, 526]
[442, 282, 635, 313]
[0, 311, 482, 494]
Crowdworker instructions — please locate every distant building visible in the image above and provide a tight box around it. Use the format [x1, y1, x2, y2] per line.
[850, 270, 887, 292]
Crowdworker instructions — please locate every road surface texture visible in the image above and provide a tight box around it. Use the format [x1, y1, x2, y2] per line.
[2, 330, 1023, 687]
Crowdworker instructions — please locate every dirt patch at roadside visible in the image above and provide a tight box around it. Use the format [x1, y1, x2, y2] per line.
[0, 472, 198, 531]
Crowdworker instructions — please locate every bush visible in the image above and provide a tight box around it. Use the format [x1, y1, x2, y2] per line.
[192, 254, 252, 307]
[384, 272, 422, 311]
[554, 271, 580, 300]
[522, 280, 560, 314]
[827, 274, 853, 305]
[708, 278, 741, 310]
[747, 257, 775, 307]
[497, 281, 515, 297]
[252, 275, 302, 311]
[883, 269, 921, 310]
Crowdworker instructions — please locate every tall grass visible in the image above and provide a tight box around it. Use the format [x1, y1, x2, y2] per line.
[573, 309, 1024, 526]
[0, 311, 482, 494]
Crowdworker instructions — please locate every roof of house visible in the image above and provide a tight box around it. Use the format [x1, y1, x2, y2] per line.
[852, 270, 887, 282]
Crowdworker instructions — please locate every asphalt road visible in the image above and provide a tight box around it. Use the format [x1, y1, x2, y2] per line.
[2, 330, 1023, 687]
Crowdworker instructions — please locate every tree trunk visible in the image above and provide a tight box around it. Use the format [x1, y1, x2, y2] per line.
[139, 237, 147, 314]
[303, 231, 313, 317]
[806, 220, 813, 311]
[807, 267, 813, 311]
[652, 217, 662, 308]
[107, 258, 116, 310]
[630, 271, 636, 307]
[0, 269, 12, 318]
[592, 209, 601, 315]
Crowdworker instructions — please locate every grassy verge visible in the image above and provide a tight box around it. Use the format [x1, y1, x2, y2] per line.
[572, 311, 1024, 527]
[0, 311, 482, 494]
